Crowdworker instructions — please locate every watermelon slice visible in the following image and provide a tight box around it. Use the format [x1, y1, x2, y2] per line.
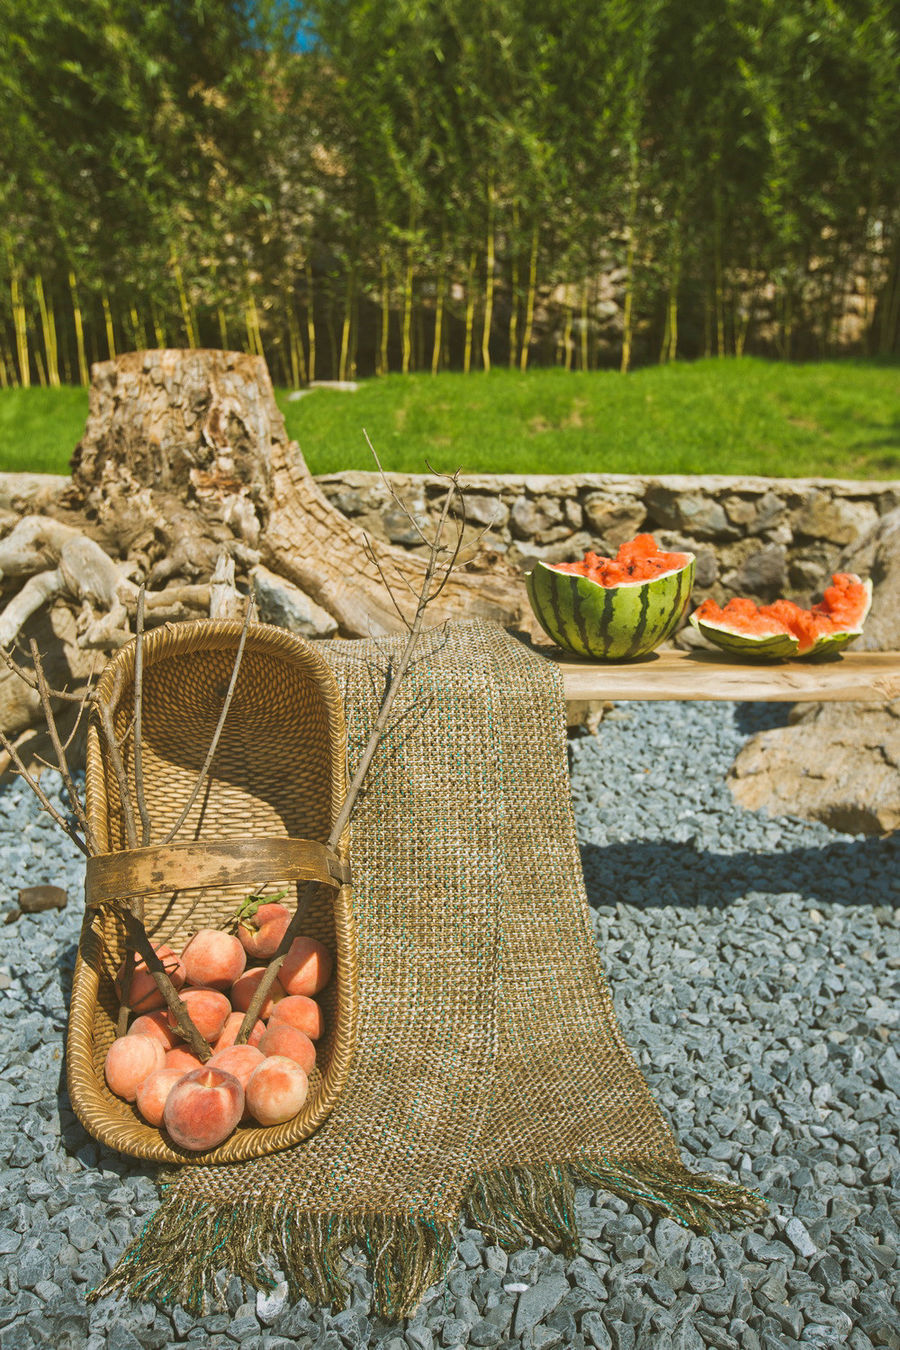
[690, 573, 872, 662]
[526, 534, 695, 660]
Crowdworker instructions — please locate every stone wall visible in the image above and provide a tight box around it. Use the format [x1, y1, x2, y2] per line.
[316, 471, 900, 616]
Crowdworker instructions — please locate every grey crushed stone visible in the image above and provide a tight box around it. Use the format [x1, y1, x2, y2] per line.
[0, 698, 897, 1348]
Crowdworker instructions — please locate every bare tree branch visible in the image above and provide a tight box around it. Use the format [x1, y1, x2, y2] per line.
[235, 473, 463, 1043]
[0, 728, 90, 855]
[133, 588, 152, 847]
[161, 588, 254, 845]
[28, 639, 98, 854]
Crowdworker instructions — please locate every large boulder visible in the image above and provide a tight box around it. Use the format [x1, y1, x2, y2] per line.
[729, 699, 900, 835]
[729, 508, 900, 835]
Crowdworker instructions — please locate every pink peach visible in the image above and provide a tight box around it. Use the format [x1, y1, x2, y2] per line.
[181, 929, 246, 991]
[136, 1067, 187, 1127]
[163, 1066, 244, 1151]
[115, 944, 186, 1013]
[127, 1011, 179, 1050]
[278, 937, 333, 997]
[104, 1034, 166, 1102]
[245, 1055, 309, 1126]
[165, 1047, 205, 1073]
[257, 1022, 316, 1074]
[166, 988, 231, 1043]
[213, 1011, 266, 1051]
[237, 902, 292, 961]
[209, 1045, 266, 1119]
[230, 967, 286, 1019]
[269, 994, 323, 1041]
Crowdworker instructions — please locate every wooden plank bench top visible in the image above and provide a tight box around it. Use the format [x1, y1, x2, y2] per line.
[553, 648, 900, 704]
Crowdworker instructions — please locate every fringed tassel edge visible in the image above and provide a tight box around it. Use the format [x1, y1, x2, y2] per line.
[89, 1154, 765, 1320]
[88, 1197, 455, 1321]
[462, 1152, 767, 1255]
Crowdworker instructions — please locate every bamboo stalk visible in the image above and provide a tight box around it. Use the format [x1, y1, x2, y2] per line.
[580, 279, 589, 372]
[431, 266, 445, 376]
[481, 184, 495, 373]
[305, 259, 317, 382]
[338, 268, 354, 381]
[401, 246, 414, 374]
[563, 299, 574, 372]
[378, 251, 390, 376]
[101, 291, 117, 359]
[9, 262, 30, 387]
[463, 251, 476, 374]
[519, 224, 538, 372]
[172, 257, 198, 347]
[34, 274, 60, 386]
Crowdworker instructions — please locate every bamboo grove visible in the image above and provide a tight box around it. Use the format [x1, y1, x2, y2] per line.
[2, 0, 899, 388]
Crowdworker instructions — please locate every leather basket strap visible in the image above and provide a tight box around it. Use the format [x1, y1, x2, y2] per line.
[85, 837, 350, 908]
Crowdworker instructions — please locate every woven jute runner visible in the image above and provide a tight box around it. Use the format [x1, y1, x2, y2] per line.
[93, 619, 764, 1316]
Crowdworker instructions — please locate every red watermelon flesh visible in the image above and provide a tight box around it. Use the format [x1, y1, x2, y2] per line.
[552, 533, 692, 588]
[693, 573, 871, 656]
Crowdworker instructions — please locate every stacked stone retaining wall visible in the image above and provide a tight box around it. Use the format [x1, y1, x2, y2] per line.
[316, 471, 900, 610]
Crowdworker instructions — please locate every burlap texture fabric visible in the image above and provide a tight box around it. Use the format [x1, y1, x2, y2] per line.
[93, 620, 763, 1317]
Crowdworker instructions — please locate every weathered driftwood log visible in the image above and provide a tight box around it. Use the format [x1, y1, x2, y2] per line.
[67, 348, 531, 638]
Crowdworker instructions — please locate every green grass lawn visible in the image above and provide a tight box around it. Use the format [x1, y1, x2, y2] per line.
[1, 358, 898, 479]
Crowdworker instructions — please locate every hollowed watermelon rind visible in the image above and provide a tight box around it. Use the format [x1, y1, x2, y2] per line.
[526, 555, 695, 660]
[688, 614, 800, 662]
[690, 576, 873, 662]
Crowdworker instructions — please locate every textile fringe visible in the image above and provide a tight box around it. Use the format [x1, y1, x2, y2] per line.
[462, 1155, 766, 1255]
[88, 1194, 454, 1321]
[90, 1156, 764, 1322]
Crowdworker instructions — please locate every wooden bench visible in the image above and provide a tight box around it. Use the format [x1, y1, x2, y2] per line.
[555, 649, 900, 709]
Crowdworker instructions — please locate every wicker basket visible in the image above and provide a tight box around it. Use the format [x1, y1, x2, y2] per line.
[66, 619, 357, 1164]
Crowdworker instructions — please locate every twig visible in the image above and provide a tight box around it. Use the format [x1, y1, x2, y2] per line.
[235, 473, 462, 1043]
[96, 670, 139, 851]
[133, 587, 151, 847]
[0, 645, 94, 703]
[28, 639, 98, 854]
[0, 728, 90, 855]
[364, 429, 433, 549]
[161, 589, 254, 845]
[361, 534, 413, 633]
[121, 912, 212, 1060]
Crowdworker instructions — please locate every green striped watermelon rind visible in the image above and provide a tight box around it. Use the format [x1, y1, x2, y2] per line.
[688, 613, 800, 662]
[689, 576, 873, 662]
[525, 554, 695, 660]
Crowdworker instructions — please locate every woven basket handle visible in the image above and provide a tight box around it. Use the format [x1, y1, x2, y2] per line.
[85, 836, 350, 908]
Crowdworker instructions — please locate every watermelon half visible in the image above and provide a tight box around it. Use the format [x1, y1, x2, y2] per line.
[526, 534, 695, 660]
[689, 573, 873, 662]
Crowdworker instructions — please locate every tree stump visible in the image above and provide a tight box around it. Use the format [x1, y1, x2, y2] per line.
[67, 348, 531, 638]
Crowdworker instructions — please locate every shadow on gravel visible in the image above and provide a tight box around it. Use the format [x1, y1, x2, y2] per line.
[581, 836, 900, 911]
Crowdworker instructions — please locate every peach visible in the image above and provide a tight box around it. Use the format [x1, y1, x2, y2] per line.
[269, 994, 323, 1041]
[208, 1044, 266, 1088]
[165, 1047, 204, 1073]
[163, 1066, 244, 1151]
[213, 1011, 266, 1051]
[209, 1045, 266, 1119]
[230, 967, 286, 1019]
[166, 988, 231, 1043]
[115, 944, 186, 1013]
[136, 1067, 187, 1127]
[127, 1011, 179, 1050]
[181, 929, 246, 991]
[245, 1055, 309, 1126]
[257, 1021, 316, 1074]
[237, 902, 291, 961]
[278, 937, 333, 997]
[104, 1034, 166, 1102]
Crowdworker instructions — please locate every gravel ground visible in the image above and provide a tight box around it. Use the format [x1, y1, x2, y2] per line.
[0, 699, 897, 1350]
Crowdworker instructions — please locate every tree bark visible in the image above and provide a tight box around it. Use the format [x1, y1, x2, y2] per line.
[65, 349, 530, 639]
